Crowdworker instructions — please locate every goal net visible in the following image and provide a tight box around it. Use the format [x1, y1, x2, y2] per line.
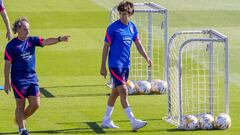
[108, 2, 168, 84]
[164, 29, 229, 128]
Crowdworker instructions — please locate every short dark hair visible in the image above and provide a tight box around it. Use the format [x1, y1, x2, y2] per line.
[12, 17, 29, 34]
[117, 0, 134, 15]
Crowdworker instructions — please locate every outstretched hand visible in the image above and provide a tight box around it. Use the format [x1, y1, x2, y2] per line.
[59, 36, 71, 42]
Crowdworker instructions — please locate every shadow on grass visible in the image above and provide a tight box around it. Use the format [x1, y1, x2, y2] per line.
[167, 128, 222, 132]
[0, 118, 167, 134]
[40, 84, 108, 98]
[39, 84, 163, 98]
[42, 84, 106, 89]
[40, 88, 55, 98]
[0, 129, 166, 135]
[40, 90, 109, 98]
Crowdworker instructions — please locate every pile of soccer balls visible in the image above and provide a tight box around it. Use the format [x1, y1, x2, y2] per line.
[125, 79, 167, 95]
[182, 113, 231, 130]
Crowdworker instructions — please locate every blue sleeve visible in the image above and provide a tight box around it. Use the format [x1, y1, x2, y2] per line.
[132, 24, 139, 42]
[104, 25, 115, 45]
[31, 36, 44, 47]
[4, 43, 13, 63]
[0, 0, 5, 12]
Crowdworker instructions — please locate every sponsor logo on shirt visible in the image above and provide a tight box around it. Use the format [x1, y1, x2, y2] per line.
[123, 36, 132, 46]
[16, 45, 22, 48]
[21, 52, 32, 60]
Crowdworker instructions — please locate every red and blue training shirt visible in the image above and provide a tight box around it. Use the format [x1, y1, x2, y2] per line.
[104, 19, 139, 68]
[4, 36, 43, 82]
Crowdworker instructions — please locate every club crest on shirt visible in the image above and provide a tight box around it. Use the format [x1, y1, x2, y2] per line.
[27, 42, 32, 47]
[129, 26, 135, 35]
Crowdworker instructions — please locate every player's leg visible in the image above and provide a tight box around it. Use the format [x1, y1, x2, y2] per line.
[107, 88, 119, 106]
[16, 99, 30, 135]
[24, 83, 40, 119]
[110, 68, 134, 121]
[116, 68, 147, 131]
[15, 99, 26, 130]
[114, 67, 131, 109]
[11, 82, 29, 135]
[117, 85, 147, 131]
[116, 85, 137, 123]
[24, 96, 40, 119]
[102, 68, 121, 128]
[102, 88, 119, 128]
[117, 85, 129, 108]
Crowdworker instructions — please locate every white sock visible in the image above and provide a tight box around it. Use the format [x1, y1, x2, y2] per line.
[124, 107, 135, 123]
[103, 105, 114, 121]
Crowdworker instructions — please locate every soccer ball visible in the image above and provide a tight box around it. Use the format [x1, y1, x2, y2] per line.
[151, 79, 168, 94]
[126, 80, 136, 95]
[150, 80, 158, 93]
[136, 80, 151, 94]
[182, 115, 198, 130]
[150, 80, 156, 93]
[215, 113, 231, 130]
[199, 114, 215, 130]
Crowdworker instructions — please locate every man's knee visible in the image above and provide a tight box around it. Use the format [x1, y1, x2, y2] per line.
[30, 102, 40, 110]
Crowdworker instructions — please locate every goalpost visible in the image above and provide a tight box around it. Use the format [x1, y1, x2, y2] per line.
[164, 29, 229, 128]
[107, 2, 168, 86]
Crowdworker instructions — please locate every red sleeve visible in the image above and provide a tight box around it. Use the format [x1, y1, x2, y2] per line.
[39, 37, 43, 46]
[0, 0, 5, 13]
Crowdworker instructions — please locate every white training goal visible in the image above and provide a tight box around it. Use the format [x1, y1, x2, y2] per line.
[108, 2, 168, 86]
[164, 29, 229, 128]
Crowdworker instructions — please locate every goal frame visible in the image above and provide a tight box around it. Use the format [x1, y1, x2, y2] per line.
[164, 29, 229, 128]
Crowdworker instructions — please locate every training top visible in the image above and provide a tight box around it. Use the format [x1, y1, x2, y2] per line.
[0, 0, 5, 12]
[104, 19, 139, 68]
[4, 36, 44, 82]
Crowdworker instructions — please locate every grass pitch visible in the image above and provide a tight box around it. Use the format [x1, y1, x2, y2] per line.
[0, 0, 239, 135]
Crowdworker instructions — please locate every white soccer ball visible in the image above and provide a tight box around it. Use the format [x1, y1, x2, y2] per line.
[199, 114, 215, 130]
[126, 80, 136, 95]
[150, 80, 158, 93]
[136, 80, 151, 94]
[215, 113, 231, 130]
[151, 79, 168, 94]
[182, 115, 198, 130]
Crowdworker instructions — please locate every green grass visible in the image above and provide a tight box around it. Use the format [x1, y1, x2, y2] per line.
[0, 0, 239, 135]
